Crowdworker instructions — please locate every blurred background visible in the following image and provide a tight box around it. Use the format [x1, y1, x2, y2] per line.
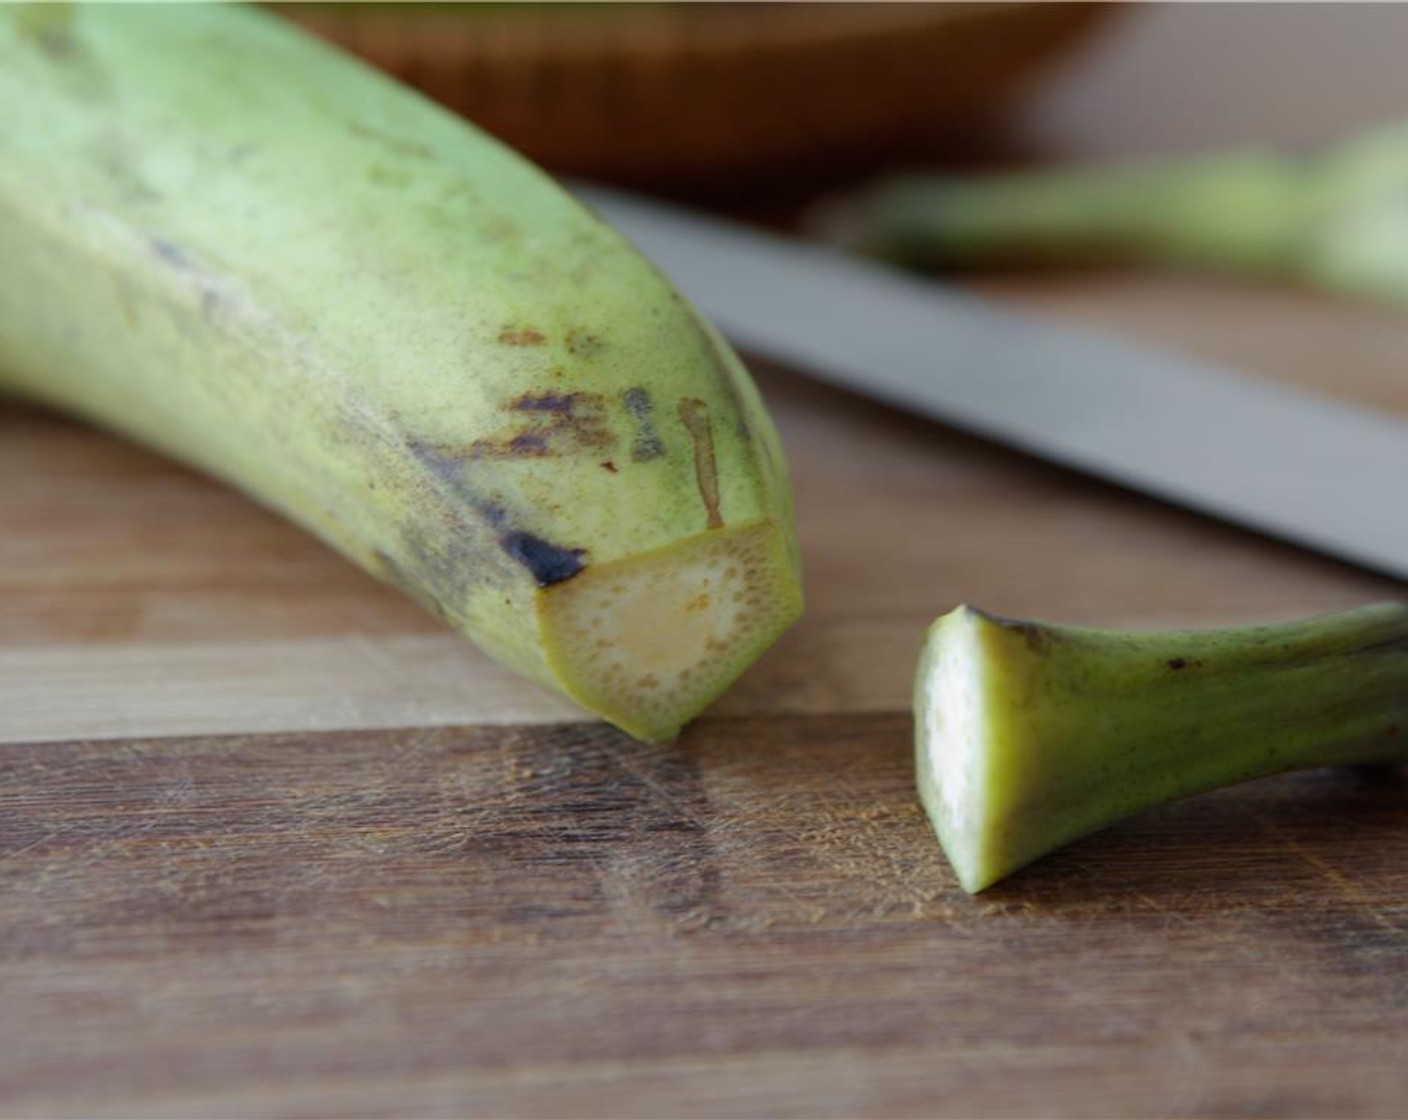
[1032, 4, 1408, 159]
[288, 1, 1114, 196]
[284, 2, 1408, 202]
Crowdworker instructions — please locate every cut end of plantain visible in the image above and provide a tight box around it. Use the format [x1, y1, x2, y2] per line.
[539, 519, 802, 742]
[914, 606, 1002, 894]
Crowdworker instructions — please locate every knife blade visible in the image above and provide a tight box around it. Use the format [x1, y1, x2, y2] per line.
[576, 183, 1408, 581]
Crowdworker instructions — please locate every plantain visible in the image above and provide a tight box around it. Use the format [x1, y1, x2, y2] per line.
[0, 3, 802, 742]
[841, 121, 1408, 305]
[916, 603, 1408, 892]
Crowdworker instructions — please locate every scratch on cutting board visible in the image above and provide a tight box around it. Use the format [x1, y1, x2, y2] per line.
[0, 830, 64, 863]
[1257, 814, 1408, 937]
[607, 749, 710, 832]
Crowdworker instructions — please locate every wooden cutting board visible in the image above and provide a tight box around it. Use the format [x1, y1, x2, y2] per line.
[4, 275, 1408, 1117]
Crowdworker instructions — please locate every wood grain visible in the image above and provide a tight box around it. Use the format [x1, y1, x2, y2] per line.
[7, 273, 1408, 1115]
[3, 718, 1407, 1117]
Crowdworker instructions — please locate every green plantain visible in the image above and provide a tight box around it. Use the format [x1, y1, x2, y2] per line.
[916, 603, 1408, 892]
[0, 2, 802, 741]
[843, 122, 1408, 305]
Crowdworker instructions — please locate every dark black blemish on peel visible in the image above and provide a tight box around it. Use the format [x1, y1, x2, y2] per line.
[507, 432, 550, 456]
[622, 387, 665, 462]
[417, 394, 614, 465]
[471, 392, 613, 458]
[500, 531, 585, 587]
[405, 441, 585, 585]
[512, 393, 580, 414]
[1168, 658, 1188, 670]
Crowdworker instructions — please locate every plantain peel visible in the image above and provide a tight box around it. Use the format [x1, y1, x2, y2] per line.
[917, 604, 1408, 892]
[0, 3, 801, 741]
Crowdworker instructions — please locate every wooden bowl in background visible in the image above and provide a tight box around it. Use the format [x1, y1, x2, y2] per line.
[283, 2, 1118, 189]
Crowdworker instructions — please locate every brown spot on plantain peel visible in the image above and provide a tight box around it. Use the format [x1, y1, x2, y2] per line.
[678, 397, 722, 530]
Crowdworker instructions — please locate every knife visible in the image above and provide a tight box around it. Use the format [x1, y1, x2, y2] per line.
[576, 183, 1408, 581]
